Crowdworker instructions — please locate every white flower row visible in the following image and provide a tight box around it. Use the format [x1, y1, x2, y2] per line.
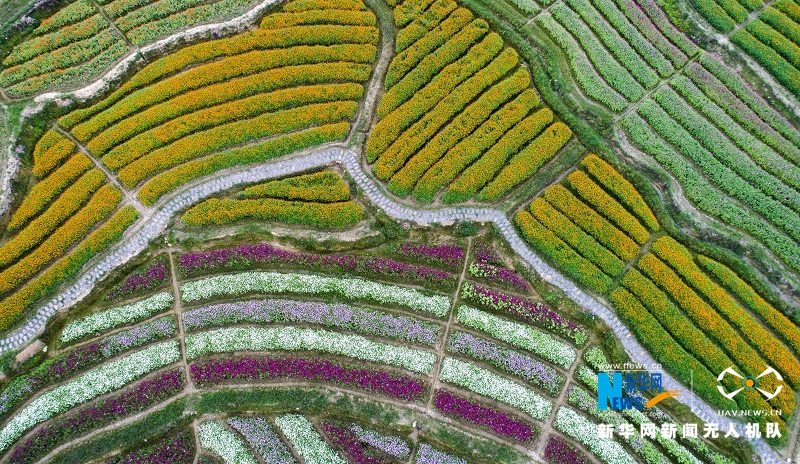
[439, 358, 552, 421]
[456, 305, 575, 368]
[275, 414, 346, 464]
[60, 292, 175, 343]
[186, 327, 436, 373]
[198, 421, 258, 464]
[554, 406, 637, 464]
[0, 341, 180, 450]
[180, 272, 450, 316]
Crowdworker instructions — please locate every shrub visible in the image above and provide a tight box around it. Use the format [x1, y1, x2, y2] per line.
[565, 170, 649, 244]
[8, 154, 92, 231]
[181, 198, 364, 229]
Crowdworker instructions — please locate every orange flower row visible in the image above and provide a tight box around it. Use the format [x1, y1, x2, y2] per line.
[394, 0, 457, 53]
[182, 198, 364, 228]
[260, 9, 376, 29]
[239, 171, 351, 202]
[283, 0, 367, 11]
[32, 130, 77, 178]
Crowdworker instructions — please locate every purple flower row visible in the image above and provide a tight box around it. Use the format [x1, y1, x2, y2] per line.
[190, 356, 428, 401]
[321, 420, 391, 464]
[468, 261, 529, 292]
[109, 430, 195, 464]
[460, 283, 587, 345]
[182, 299, 439, 346]
[0, 316, 176, 417]
[543, 434, 591, 464]
[447, 331, 564, 396]
[433, 390, 537, 443]
[178, 243, 456, 289]
[7, 370, 185, 463]
[106, 256, 169, 301]
[393, 243, 464, 268]
[473, 241, 502, 266]
[227, 416, 295, 464]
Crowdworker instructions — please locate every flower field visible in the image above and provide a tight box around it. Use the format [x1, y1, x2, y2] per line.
[364, 0, 572, 203]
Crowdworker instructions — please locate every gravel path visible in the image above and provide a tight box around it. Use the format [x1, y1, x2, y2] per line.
[0, 146, 785, 462]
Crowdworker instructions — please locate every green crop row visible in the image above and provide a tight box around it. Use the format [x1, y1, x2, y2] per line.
[689, 0, 741, 31]
[536, 13, 627, 112]
[3, 14, 108, 67]
[530, 198, 624, 277]
[0, 170, 106, 269]
[563, 0, 660, 86]
[670, 75, 800, 193]
[395, 0, 457, 52]
[638, 99, 800, 244]
[385, 8, 472, 88]
[0, 29, 121, 86]
[747, 18, 800, 68]
[33, 0, 96, 34]
[731, 29, 800, 97]
[413, 90, 538, 203]
[0, 206, 138, 331]
[442, 107, 552, 203]
[103, 0, 154, 18]
[138, 123, 349, 205]
[31, 130, 77, 178]
[182, 198, 364, 228]
[103, 82, 364, 170]
[564, 170, 649, 245]
[579, 154, 659, 231]
[584, 0, 675, 76]
[387, 69, 529, 196]
[394, 0, 437, 27]
[239, 171, 351, 202]
[550, 3, 645, 101]
[614, 0, 698, 57]
[761, 7, 800, 46]
[652, 236, 800, 388]
[479, 122, 572, 200]
[652, 87, 800, 215]
[515, 210, 612, 293]
[372, 46, 515, 176]
[621, 112, 800, 271]
[8, 155, 93, 232]
[0, 185, 121, 296]
[379, 18, 489, 117]
[118, 101, 357, 188]
[777, 0, 800, 22]
[89, 55, 371, 155]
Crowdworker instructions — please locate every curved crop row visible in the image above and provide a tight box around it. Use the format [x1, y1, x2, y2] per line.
[31, 130, 77, 178]
[60, 292, 174, 343]
[181, 198, 364, 229]
[395, 0, 458, 52]
[239, 170, 351, 202]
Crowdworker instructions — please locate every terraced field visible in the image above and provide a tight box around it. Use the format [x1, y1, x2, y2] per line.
[1, 0, 800, 461]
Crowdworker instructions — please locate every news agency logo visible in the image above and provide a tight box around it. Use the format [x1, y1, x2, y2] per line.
[597, 370, 680, 411]
[717, 366, 783, 400]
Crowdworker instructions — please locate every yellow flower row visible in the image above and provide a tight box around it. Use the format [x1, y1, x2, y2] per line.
[0, 206, 138, 331]
[182, 198, 364, 228]
[239, 171, 351, 202]
[0, 185, 121, 296]
[394, 0, 437, 27]
[138, 123, 350, 205]
[395, 0, 458, 53]
[479, 122, 571, 201]
[564, 170, 649, 245]
[260, 9, 376, 29]
[387, 68, 530, 196]
[283, 0, 366, 11]
[0, 169, 105, 269]
[442, 107, 552, 204]
[118, 101, 358, 188]
[373, 46, 517, 178]
[579, 154, 659, 231]
[413, 89, 538, 203]
[102, 81, 364, 170]
[514, 210, 612, 293]
[8, 154, 92, 231]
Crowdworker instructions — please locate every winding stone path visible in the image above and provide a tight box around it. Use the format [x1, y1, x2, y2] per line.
[0, 146, 784, 462]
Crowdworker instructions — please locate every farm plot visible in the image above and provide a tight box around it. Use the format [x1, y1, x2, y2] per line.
[56, 0, 379, 205]
[181, 170, 365, 229]
[0, 0, 130, 98]
[0, 129, 138, 331]
[366, 0, 572, 203]
[515, 152, 800, 442]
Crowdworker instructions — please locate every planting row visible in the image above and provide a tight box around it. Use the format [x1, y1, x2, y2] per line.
[367, 1, 573, 203]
